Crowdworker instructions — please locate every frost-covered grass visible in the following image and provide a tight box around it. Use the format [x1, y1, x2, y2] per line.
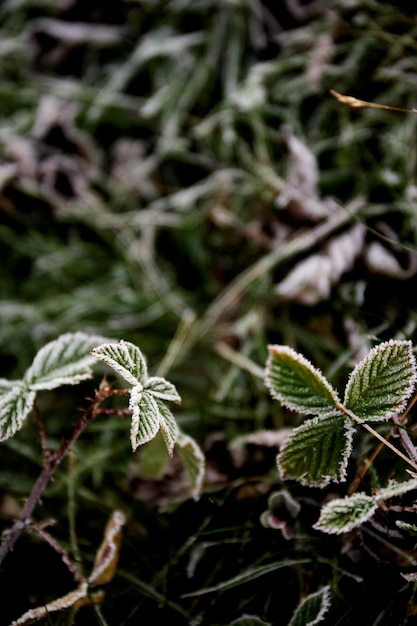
[1, 1, 417, 624]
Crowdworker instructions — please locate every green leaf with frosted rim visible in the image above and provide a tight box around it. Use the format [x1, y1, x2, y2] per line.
[145, 376, 181, 403]
[0, 386, 36, 441]
[93, 340, 182, 455]
[154, 397, 179, 456]
[265, 345, 340, 416]
[129, 388, 161, 451]
[129, 387, 179, 455]
[344, 340, 417, 421]
[396, 520, 417, 536]
[377, 478, 417, 501]
[24, 332, 106, 391]
[0, 379, 21, 394]
[288, 586, 331, 626]
[91, 340, 148, 387]
[314, 478, 417, 535]
[313, 492, 377, 534]
[277, 413, 354, 487]
[176, 431, 205, 500]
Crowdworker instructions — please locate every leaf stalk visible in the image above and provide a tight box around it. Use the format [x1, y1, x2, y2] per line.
[337, 403, 417, 472]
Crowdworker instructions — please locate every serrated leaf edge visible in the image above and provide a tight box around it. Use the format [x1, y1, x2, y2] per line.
[265, 345, 340, 416]
[24, 332, 106, 390]
[129, 388, 160, 451]
[315, 478, 417, 535]
[128, 387, 180, 456]
[144, 376, 181, 403]
[288, 585, 332, 626]
[154, 397, 179, 456]
[0, 387, 36, 442]
[313, 492, 377, 535]
[343, 339, 417, 421]
[91, 340, 147, 387]
[376, 478, 417, 501]
[176, 431, 206, 500]
[277, 413, 354, 487]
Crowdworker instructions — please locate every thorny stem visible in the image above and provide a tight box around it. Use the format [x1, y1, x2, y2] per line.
[31, 521, 84, 583]
[0, 381, 115, 566]
[33, 400, 50, 462]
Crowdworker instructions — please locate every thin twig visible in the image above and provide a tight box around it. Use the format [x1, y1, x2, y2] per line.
[33, 400, 50, 462]
[339, 403, 417, 473]
[0, 383, 112, 565]
[30, 520, 84, 583]
[349, 392, 417, 493]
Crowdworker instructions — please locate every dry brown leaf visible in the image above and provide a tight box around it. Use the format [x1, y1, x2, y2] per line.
[364, 241, 417, 279]
[330, 89, 417, 113]
[229, 429, 292, 469]
[9, 510, 125, 625]
[276, 223, 365, 304]
[277, 130, 339, 221]
[284, 131, 319, 198]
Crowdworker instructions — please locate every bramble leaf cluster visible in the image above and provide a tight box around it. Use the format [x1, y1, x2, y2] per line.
[265, 340, 417, 534]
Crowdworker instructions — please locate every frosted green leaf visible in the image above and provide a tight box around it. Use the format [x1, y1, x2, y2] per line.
[24, 332, 106, 391]
[377, 478, 417, 501]
[277, 413, 354, 487]
[315, 478, 417, 535]
[129, 387, 179, 455]
[0, 386, 36, 441]
[0, 379, 20, 394]
[145, 376, 181, 403]
[154, 398, 179, 456]
[265, 345, 340, 416]
[313, 492, 377, 534]
[288, 586, 331, 626]
[91, 340, 148, 386]
[396, 520, 417, 536]
[344, 340, 417, 421]
[93, 340, 182, 455]
[176, 431, 205, 500]
[129, 388, 161, 451]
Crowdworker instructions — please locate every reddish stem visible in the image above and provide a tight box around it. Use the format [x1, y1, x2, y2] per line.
[0, 382, 114, 565]
[33, 400, 50, 462]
